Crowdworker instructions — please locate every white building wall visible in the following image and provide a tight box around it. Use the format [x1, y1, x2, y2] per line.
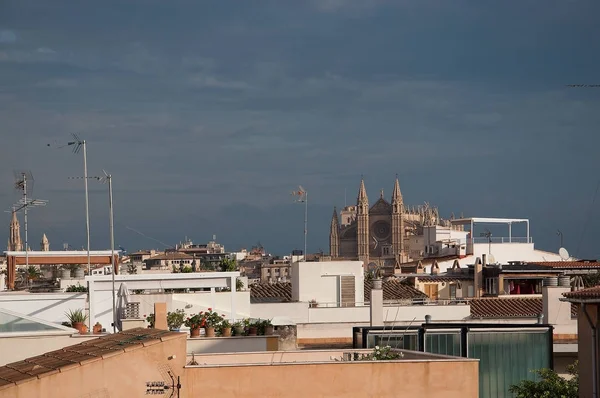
[429, 243, 565, 274]
[291, 261, 364, 304]
[0, 293, 86, 324]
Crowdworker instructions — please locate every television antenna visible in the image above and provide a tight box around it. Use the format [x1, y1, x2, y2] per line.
[557, 229, 564, 249]
[7, 171, 48, 270]
[559, 247, 570, 261]
[291, 185, 308, 258]
[51, 133, 91, 275]
[69, 170, 116, 332]
[480, 229, 492, 256]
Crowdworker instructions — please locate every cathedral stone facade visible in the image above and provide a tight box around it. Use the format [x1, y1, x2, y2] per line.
[329, 177, 449, 268]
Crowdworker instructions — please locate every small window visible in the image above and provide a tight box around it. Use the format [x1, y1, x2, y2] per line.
[449, 284, 457, 299]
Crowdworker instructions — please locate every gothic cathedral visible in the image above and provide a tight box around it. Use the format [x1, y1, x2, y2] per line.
[329, 176, 448, 267]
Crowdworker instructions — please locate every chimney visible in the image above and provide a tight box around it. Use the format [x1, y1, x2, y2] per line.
[431, 260, 439, 275]
[370, 278, 383, 326]
[473, 257, 483, 298]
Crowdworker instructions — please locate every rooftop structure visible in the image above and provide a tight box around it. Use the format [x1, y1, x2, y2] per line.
[3, 250, 121, 290]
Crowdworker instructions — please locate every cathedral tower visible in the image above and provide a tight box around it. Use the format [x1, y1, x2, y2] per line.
[357, 178, 370, 264]
[391, 176, 405, 262]
[7, 210, 22, 251]
[329, 207, 339, 258]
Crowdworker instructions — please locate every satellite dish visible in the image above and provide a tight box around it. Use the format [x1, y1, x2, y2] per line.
[559, 247, 570, 261]
[488, 254, 496, 264]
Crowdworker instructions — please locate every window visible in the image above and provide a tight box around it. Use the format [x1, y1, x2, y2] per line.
[449, 284, 457, 299]
[485, 278, 498, 295]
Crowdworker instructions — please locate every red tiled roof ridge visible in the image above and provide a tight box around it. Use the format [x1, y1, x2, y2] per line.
[528, 261, 600, 268]
[563, 285, 600, 299]
[469, 297, 542, 318]
[0, 328, 181, 388]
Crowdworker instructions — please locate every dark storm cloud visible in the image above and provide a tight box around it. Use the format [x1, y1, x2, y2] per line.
[0, 0, 599, 256]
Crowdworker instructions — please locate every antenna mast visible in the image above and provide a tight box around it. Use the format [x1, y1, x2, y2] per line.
[9, 171, 48, 270]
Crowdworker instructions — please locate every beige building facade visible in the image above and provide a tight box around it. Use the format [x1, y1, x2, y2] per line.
[0, 328, 479, 398]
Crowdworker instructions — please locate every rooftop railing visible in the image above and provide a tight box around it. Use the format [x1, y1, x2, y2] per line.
[471, 237, 532, 244]
[310, 298, 469, 308]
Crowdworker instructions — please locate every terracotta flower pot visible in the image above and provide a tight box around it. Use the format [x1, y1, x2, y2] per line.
[72, 322, 85, 333]
[93, 322, 103, 334]
[80, 324, 88, 335]
[248, 326, 258, 336]
[222, 327, 232, 337]
[205, 326, 216, 337]
[190, 327, 201, 338]
[265, 326, 275, 335]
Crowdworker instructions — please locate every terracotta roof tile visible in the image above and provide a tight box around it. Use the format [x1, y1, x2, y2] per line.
[250, 282, 292, 303]
[470, 297, 542, 318]
[563, 285, 600, 300]
[0, 328, 180, 387]
[250, 279, 428, 303]
[416, 275, 472, 283]
[529, 261, 600, 269]
[365, 279, 428, 301]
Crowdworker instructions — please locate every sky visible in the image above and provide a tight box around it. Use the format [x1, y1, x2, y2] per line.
[0, 0, 599, 258]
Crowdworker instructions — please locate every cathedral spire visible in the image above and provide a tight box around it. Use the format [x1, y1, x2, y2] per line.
[391, 175, 405, 265]
[357, 177, 369, 206]
[392, 175, 403, 204]
[330, 207, 339, 228]
[8, 210, 22, 251]
[329, 207, 340, 258]
[356, 177, 370, 264]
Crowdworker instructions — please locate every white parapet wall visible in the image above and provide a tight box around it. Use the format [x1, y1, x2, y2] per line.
[0, 293, 87, 324]
[86, 272, 241, 331]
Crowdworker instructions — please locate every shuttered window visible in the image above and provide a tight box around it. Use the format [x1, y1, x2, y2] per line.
[340, 275, 355, 307]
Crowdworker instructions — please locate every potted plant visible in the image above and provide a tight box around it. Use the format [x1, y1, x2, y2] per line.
[263, 319, 274, 335]
[145, 313, 155, 328]
[93, 322, 103, 334]
[203, 308, 224, 338]
[220, 319, 232, 337]
[248, 319, 259, 336]
[233, 320, 244, 336]
[167, 309, 185, 331]
[65, 309, 88, 333]
[185, 312, 206, 338]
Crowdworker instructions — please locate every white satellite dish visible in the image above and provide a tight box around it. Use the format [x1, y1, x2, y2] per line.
[488, 254, 496, 264]
[559, 247, 570, 261]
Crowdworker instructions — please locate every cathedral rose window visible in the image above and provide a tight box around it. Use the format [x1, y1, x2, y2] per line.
[372, 220, 391, 240]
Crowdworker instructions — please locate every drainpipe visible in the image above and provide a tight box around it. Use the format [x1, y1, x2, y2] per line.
[583, 303, 598, 398]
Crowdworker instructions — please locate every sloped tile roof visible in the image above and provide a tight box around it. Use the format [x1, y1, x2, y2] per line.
[417, 275, 472, 283]
[563, 285, 600, 300]
[529, 261, 600, 269]
[469, 297, 542, 318]
[250, 282, 292, 303]
[249, 279, 427, 303]
[364, 279, 428, 301]
[0, 328, 181, 389]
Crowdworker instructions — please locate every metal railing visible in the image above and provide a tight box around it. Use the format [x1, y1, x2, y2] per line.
[471, 237, 532, 244]
[308, 298, 469, 308]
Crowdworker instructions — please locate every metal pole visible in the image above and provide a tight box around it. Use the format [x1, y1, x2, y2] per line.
[83, 140, 91, 275]
[108, 174, 116, 333]
[304, 191, 308, 258]
[23, 174, 28, 270]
